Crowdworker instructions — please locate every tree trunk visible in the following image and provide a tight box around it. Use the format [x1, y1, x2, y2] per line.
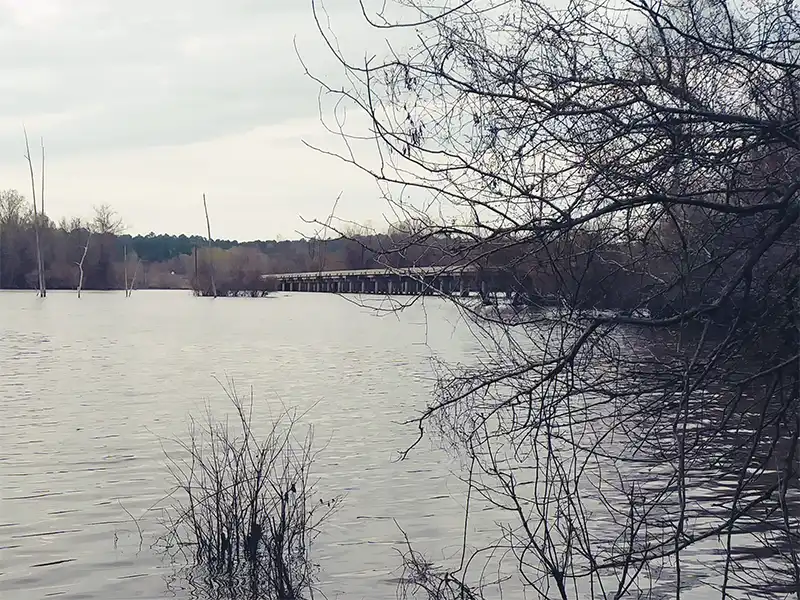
[76, 230, 91, 298]
[40, 138, 45, 216]
[127, 259, 140, 297]
[203, 193, 217, 298]
[23, 128, 45, 298]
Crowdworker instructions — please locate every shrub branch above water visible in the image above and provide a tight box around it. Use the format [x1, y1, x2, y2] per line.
[157, 383, 340, 600]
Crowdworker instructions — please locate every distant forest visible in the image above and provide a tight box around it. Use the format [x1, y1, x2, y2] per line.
[2, 185, 770, 318]
[0, 189, 447, 291]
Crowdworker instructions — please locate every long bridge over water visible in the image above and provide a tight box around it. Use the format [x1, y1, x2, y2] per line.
[264, 266, 513, 297]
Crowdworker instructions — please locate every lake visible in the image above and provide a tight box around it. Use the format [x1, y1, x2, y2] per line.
[0, 290, 487, 600]
[2, 290, 793, 600]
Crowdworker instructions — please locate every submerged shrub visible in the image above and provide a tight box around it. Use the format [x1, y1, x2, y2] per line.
[158, 383, 340, 599]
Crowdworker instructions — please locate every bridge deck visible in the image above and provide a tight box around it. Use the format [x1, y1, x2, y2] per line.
[263, 265, 484, 280]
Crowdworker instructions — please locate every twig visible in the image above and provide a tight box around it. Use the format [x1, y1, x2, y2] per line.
[118, 499, 144, 554]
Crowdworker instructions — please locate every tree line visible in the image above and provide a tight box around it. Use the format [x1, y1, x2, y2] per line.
[0, 189, 457, 292]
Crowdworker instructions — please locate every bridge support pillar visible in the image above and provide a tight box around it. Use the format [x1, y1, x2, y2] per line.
[440, 277, 451, 295]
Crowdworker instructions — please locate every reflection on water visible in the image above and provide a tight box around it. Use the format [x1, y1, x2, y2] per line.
[437, 310, 800, 600]
[0, 291, 483, 600]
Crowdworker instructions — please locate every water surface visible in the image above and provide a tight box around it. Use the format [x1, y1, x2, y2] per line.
[0, 290, 483, 600]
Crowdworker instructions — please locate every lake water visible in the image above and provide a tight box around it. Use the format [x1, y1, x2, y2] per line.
[2, 291, 794, 600]
[0, 290, 487, 600]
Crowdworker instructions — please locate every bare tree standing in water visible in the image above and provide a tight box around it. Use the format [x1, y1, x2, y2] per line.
[310, 0, 800, 597]
[23, 129, 45, 298]
[203, 193, 217, 298]
[76, 228, 91, 299]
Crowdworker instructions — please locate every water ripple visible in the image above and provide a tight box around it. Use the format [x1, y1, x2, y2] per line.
[0, 291, 476, 600]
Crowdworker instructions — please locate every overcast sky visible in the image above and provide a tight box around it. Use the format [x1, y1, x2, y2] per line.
[0, 0, 395, 240]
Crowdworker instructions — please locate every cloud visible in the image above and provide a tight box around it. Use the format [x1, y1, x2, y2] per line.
[0, 0, 375, 158]
[0, 116, 387, 240]
[0, 0, 413, 237]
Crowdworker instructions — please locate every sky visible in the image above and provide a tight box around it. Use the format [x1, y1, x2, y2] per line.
[0, 0, 400, 240]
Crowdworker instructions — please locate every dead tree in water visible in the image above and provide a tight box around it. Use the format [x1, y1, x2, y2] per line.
[76, 229, 91, 298]
[313, 0, 800, 597]
[126, 258, 140, 297]
[23, 128, 45, 298]
[202, 193, 217, 298]
[123, 246, 140, 297]
[124, 245, 128, 295]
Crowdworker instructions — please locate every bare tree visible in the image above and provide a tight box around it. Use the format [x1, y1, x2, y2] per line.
[203, 193, 217, 298]
[126, 257, 141, 297]
[91, 204, 124, 236]
[76, 228, 91, 299]
[124, 245, 128, 295]
[0, 190, 33, 289]
[311, 0, 800, 597]
[88, 204, 124, 291]
[23, 128, 45, 298]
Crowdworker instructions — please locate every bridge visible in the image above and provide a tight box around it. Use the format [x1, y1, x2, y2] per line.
[264, 265, 510, 297]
